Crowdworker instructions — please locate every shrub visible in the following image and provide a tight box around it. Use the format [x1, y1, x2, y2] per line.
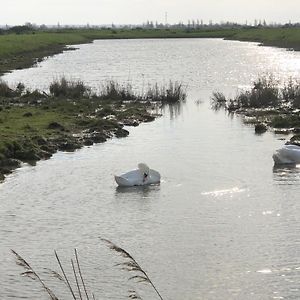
[49, 77, 90, 98]
[211, 91, 227, 109]
[144, 81, 186, 103]
[99, 81, 136, 101]
[211, 75, 281, 110]
[0, 81, 29, 98]
[0, 81, 14, 97]
[271, 115, 300, 128]
[246, 76, 280, 108]
[282, 79, 300, 108]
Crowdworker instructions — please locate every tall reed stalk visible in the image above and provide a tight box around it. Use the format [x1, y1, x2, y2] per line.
[12, 239, 164, 300]
[12, 249, 95, 300]
[101, 238, 164, 300]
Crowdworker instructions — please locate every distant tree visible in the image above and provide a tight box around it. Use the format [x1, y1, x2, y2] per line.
[8, 25, 32, 34]
[39, 24, 47, 30]
[24, 22, 34, 29]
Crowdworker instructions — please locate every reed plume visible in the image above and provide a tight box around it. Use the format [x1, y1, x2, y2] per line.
[12, 249, 95, 300]
[101, 238, 164, 300]
[11, 249, 59, 300]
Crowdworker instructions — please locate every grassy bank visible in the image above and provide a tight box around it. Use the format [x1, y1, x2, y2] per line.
[2, 27, 300, 76]
[0, 78, 185, 181]
[0, 32, 93, 75]
[228, 27, 300, 50]
[0, 28, 235, 75]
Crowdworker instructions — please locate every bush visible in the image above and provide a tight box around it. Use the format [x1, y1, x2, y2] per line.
[0, 81, 26, 98]
[98, 80, 186, 103]
[282, 79, 300, 108]
[211, 75, 282, 110]
[0, 81, 14, 97]
[144, 81, 186, 103]
[271, 115, 300, 128]
[49, 77, 90, 98]
[242, 77, 280, 108]
[98, 81, 135, 101]
[211, 91, 227, 109]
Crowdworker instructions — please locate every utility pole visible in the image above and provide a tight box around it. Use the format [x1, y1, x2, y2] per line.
[165, 12, 168, 26]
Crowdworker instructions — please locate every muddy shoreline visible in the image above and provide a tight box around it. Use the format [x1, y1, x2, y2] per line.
[0, 95, 159, 182]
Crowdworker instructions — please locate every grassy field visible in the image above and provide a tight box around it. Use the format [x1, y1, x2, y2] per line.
[0, 28, 236, 75]
[229, 27, 300, 50]
[0, 31, 93, 75]
[0, 28, 235, 56]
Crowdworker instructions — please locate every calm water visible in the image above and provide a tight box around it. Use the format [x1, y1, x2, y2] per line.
[1, 39, 300, 300]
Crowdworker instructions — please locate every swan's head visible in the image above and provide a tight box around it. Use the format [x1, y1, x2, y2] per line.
[138, 163, 150, 175]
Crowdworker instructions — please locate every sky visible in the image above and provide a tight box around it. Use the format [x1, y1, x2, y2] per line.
[1, 0, 300, 26]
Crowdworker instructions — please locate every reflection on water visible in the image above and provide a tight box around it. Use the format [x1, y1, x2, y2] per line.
[115, 184, 160, 196]
[1, 39, 300, 300]
[273, 165, 300, 184]
[161, 102, 184, 120]
[201, 186, 247, 197]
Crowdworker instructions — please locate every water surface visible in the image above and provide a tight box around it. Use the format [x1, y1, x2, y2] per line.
[1, 38, 300, 300]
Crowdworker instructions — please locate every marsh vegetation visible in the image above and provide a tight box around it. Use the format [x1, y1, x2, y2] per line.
[12, 239, 164, 300]
[211, 75, 300, 143]
[0, 78, 185, 180]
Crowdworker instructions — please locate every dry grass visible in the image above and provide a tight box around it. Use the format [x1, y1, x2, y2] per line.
[101, 238, 164, 300]
[12, 249, 96, 300]
[12, 239, 164, 300]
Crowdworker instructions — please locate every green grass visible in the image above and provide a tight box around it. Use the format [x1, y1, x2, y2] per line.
[0, 28, 234, 75]
[0, 77, 162, 177]
[0, 28, 236, 57]
[229, 27, 300, 50]
[0, 105, 70, 152]
[211, 75, 300, 110]
[2, 27, 300, 59]
[2, 27, 300, 75]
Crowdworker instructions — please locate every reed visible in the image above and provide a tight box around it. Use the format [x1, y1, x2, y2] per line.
[210, 75, 300, 110]
[11, 249, 59, 300]
[49, 77, 91, 98]
[211, 91, 227, 110]
[12, 239, 164, 300]
[1, 78, 186, 104]
[98, 80, 186, 103]
[98, 81, 136, 101]
[282, 78, 300, 108]
[0, 80, 26, 98]
[144, 81, 186, 103]
[12, 249, 95, 300]
[101, 238, 164, 300]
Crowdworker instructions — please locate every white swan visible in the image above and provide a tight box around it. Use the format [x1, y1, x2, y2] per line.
[115, 163, 161, 187]
[273, 144, 300, 165]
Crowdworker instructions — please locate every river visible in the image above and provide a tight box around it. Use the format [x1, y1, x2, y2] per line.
[1, 38, 300, 299]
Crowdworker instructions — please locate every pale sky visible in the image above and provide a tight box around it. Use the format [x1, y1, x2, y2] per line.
[1, 0, 300, 26]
